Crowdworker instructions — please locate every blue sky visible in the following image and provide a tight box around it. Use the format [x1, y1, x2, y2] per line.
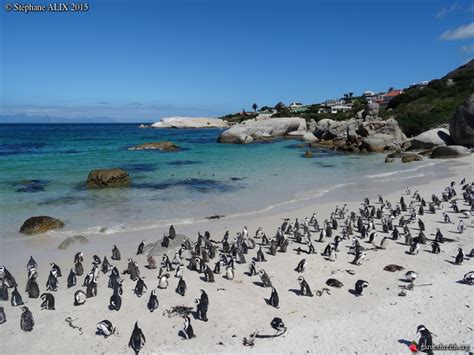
[1, 0, 473, 122]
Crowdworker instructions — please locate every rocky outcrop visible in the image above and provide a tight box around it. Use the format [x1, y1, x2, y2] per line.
[385, 152, 423, 163]
[217, 117, 307, 144]
[431, 145, 471, 159]
[58, 235, 89, 250]
[20, 216, 64, 235]
[286, 130, 319, 142]
[449, 94, 474, 147]
[151, 117, 229, 129]
[363, 102, 380, 121]
[303, 150, 313, 158]
[410, 128, 452, 149]
[128, 141, 180, 151]
[86, 168, 130, 188]
[313, 117, 409, 153]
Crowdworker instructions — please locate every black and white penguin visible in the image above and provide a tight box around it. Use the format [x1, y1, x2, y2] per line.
[101, 257, 112, 274]
[408, 242, 420, 255]
[50, 263, 62, 277]
[109, 290, 122, 311]
[134, 277, 147, 297]
[96, 320, 115, 338]
[11, 287, 24, 306]
[161, 234, 170, 248]
[136, 241, 145, 255]
[67, 269, 76, 288]
[176, 277, 187, 296]
[258, 270, 272, 288]
[169, 225, 176, 239]
[74, 290, 86, 306]
[354, 280, 368, 296]
[20, 306, 34, 331]
[248, 260, 257, 276]
[405, 271, 418, 284]
[86, 277, 98, 298]
[203, 265, 215, 282]
[175, 264, 184, 278]
[297, 276, 313, 297]
[368, 232, 377, 244]
[180, 316, 195, 339]
[129, 321, 146, 354]
[111, 245, 121, 261]
[25, 277, 40, 299]
[74, 251, 83, 264]
[158, 273, 170, 289]
[352, 250, 366, 265]
[268, 287, 279, 308]
[463, 271, 474, 285]
[225, 266, 234, 280]
[431, 242, 441, 254]
[147, 289, 159, 312]
[455, 248, 464, 265]
[418, 219, 425, 231]
[74, 261, 84, 277]
[417, 325, 434, 354]
[92, 255, 101, 265]
[256, 247, 266, 262]
[195, 290, 209, 322]
[0, 266, 17, 288]
[379, 237, 389, 250]
[27, 256, 37, 272]
[40, 293, 55, 310]
[0, 306, 5, 324]
[295, 259, 307, 273]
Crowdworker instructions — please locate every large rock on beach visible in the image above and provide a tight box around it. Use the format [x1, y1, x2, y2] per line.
[151, 117, 229, 129]
[20, 216, 65, 235]
[431, 145, 471, 159]
[128, 141, 180, 151]
[58, 235, 89, 250]
[363, 102, 380, 121]
[410, 128, 452, 149]
[449, 94, 474, 147]
[86, 168, 131, 188]
[218, 117, 307, 144]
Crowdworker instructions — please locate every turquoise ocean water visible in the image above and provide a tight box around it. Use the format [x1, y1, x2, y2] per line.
[0, 124, 445, 238]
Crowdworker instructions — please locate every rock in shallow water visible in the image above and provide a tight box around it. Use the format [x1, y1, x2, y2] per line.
[431, 145, 472, 159]
[20, 216, 64, 235]
[57, 235, 89, 249]
[127, 141, 180, 152]
[86, 168, 130, 188]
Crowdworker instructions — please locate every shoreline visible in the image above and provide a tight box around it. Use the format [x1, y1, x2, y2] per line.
[0, 155, 472, 354]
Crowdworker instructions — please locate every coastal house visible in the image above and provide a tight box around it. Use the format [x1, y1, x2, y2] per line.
[373, 89, 403, 105]
[289, 102, 303, 109]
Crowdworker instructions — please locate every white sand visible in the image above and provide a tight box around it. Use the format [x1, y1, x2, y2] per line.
[0, 156, 472, 354]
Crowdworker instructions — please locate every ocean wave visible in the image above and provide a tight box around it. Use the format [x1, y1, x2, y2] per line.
[364, 162, 435, 178]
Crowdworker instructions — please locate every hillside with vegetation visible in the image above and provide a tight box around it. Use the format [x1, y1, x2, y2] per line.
[381, 59, 474, 137]
[220, 60, 474, 138]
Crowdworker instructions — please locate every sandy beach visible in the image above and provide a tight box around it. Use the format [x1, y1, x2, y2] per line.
[0, 155, 472, 355]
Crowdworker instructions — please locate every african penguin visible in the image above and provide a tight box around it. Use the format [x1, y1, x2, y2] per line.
[134, 277, 147, 297]
[147, 289, 159, 312]
[11, 287, 24, 306]
[354, 280, 368, 296]
[297, 276, 313, 297]
[129, 322, 146, 354]
[176, 277, 187, 296]
[20, 306, 34, 331]
[268, 287, 279, 308]
[96, 320, 115, 338]
[40, 293, 55, 310]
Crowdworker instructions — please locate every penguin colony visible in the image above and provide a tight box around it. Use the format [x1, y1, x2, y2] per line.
[0, 179, 473, 354]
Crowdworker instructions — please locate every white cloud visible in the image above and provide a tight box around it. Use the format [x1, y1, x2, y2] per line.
[436, 2, 460, 18]
[439, 22, 474, 40]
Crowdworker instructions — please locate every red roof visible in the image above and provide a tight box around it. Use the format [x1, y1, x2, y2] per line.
[384, 90, 403, 97]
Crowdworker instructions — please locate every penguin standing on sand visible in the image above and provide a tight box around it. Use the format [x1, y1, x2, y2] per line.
[379, 237, 389, 250]
[86, 277, 98, 298]
[297, 276, 313, 297]
[137, 241, 145, 255]
[25, 275, 40, 299]
[147, 289, 159, 312]
[268, 287, 279, 308]
[295, 259, 307, 273]
[455, 248, 464, 265]
[27, 257, 37, 272]
[20, 306, 34, 331]
[50, 263, 62, 277]
[158, 273, 170, 289]
[195, 290, 209, 322]
[129, 322, 146, 354]
[354, 280, 368, 296]
[0, 282, 8, 301]
[134, 277, 147, 297]
[101, 257, 112, 274]
[146, 256, 157, 270]
[111, 245, 121, 260]
[352, 250, 366, 265]
[431, 242, 441, 254]
[258, 270, 272, 288]
[256, 247, 266, 262]
[409, 242, 420, 255]
[225, 266, 234, 280]
[96, 320, 115, 338]
[92, 255, 101, 265]
[417, 325, 434, 354]
[74, 252, 83, 264]
[248, 261, 257, 276]
[405, 271, 418, 284]
[67, 269, 76, 288]
[74, 261, 84, 277]
[74, 290, 86, 306]
[180, 316, 195, 339]
[11, 287, 24, 306]
[109, 288, 122, 311]
[40, 293, 55, 310]
[203, 265, 214, 282]
[0, 266, 18, 288]
[176, 277, 187, 296]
